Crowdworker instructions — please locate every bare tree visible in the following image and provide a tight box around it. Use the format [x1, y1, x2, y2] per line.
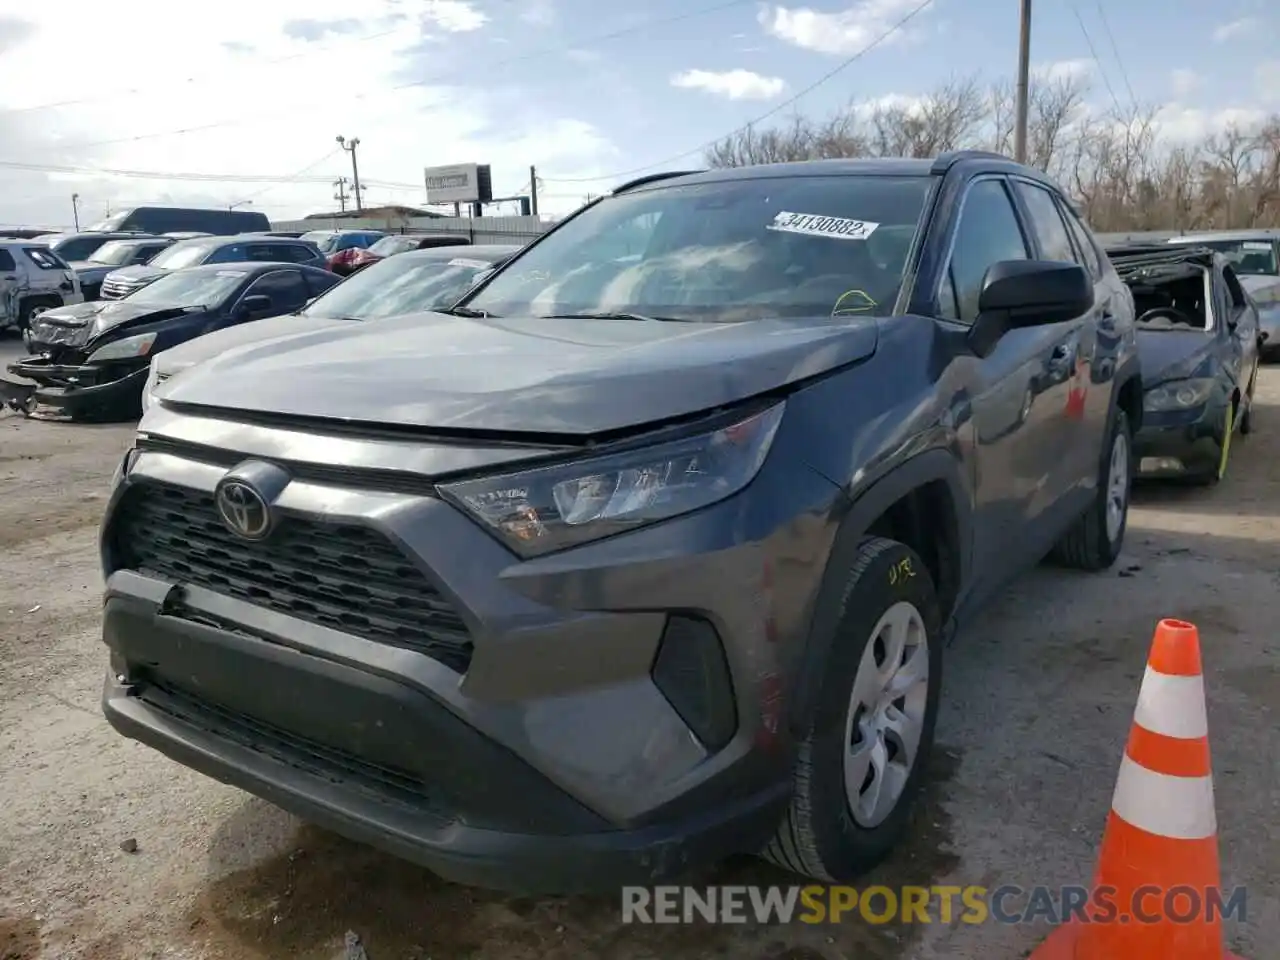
[703, 69, 1280, 232]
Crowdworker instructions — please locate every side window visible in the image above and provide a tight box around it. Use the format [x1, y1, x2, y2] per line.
[0, 250, 15, 272]
[1056, 199, 1104, 276]
[206, 243, 246, 264]
[303, 271, 337, 297]
[246, 244, 292, 262]
[285, 244, 318, 263]
[241, 270, 309, 311]
[944, 179, 1030, 323]
[137, 244, 167, 263]
[1012, 181, 1077, 264]
[24, 247, 68, 270]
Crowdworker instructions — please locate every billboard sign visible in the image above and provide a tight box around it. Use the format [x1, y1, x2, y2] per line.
[424, 163, 494, 204]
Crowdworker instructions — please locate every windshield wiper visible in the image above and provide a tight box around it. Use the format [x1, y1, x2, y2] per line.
[438, 306, 492, 318]
[546, 311, 692, 323]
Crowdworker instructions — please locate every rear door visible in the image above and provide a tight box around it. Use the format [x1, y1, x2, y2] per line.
[1008, 178, 1099, 524]
[0, 248, 18, 326]
[1220, 264, 1260, 402]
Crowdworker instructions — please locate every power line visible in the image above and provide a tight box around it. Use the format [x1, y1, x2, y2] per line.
[0, 23, 406, 117]
[0, 157, 341, 184]
[231, 150, 343, 206]
[1093, 1, 1137, 109]
[35, 0, 759, 155]
[540, 0, 938, 184]
[1070, 4, 1123, 114]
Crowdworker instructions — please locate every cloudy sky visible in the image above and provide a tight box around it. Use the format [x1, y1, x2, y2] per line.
[0, 0, 1277, 229]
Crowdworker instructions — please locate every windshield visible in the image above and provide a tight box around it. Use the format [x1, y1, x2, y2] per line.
[148, 240, 217, 270]
[125, 269, 247, 307]
[89, 241, 140, 266]
[367, 235, 420, 257]
[89, 213, 128, 232]
[1186, 239, 1279, 277]
[463, 175, 933, 322]
[303, 254, 499, 321]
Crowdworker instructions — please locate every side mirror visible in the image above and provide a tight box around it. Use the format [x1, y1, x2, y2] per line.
[968, 260, 1093, 357]
[237, 294, 274, 319]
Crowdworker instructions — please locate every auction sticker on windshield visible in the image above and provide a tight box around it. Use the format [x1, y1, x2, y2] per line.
[767, 212, 879, 241]
[1242, 241, 1272, 251]
[449, 258, 492, 269]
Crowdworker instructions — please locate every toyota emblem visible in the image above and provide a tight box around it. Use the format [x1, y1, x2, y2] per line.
[214, 479, 273, 540]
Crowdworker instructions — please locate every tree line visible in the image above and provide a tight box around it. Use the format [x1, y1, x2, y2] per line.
[704, 73, 1280, 233]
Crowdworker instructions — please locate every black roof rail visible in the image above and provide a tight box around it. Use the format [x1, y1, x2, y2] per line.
[611, 170, 704, 194]
[930, 150, 1016, 175]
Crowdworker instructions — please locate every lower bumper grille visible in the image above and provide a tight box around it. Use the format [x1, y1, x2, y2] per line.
[107, 481, 474, 672]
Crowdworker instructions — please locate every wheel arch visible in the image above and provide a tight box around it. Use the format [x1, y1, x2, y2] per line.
[787, 449, 971, 737]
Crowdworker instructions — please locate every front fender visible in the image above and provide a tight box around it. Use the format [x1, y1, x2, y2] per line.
[787, 448, 972, 736]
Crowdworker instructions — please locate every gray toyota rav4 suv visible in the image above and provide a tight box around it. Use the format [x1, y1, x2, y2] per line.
[100, 151, 1142, 893]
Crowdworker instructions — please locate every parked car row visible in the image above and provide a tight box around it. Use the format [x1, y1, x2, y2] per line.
[4, 158, 1268, 897]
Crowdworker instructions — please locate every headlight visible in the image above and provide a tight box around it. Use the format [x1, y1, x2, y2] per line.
[87, 332, 158, 363]
[1143, 378, 1215, 412]
[439, 402, 785, 558]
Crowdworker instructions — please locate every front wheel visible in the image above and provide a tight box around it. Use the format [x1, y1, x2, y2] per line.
[763, 537, 943, 882]
[1051, 407, 1132, 570]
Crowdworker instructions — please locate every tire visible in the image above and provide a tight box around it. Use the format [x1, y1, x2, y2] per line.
[17, 298, 54, 335]
[763, 536, 943, 882]
[1051, 407, 1132, 570]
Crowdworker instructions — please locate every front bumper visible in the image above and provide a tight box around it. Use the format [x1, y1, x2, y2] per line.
[98, 416, 839, 891]
[1134, 401, 1227, 479]
[3, 355, 148, 417]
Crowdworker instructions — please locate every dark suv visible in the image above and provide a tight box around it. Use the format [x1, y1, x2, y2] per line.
[99, 151, 1141, 894]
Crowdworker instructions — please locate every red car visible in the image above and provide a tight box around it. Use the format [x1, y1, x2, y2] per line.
[340, 233, 473, 275]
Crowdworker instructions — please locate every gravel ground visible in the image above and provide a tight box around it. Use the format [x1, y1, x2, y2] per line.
[1, 351, 1277, 960]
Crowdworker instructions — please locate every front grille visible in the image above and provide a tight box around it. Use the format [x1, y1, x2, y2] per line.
[108, 481, 474, 672]
[101, 278, 142, 299]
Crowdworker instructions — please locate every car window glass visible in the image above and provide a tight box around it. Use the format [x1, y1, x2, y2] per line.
[937, 266, 961, 320]
[0, 250, 15, 271]
[242, 270, 309, 310]
[1013, 182, 1077, 264]
[56, 237, 107, 261]
[303, 270, 340, 297]
[203, 243, 247, 264]
[1056, 200, 1103, 276]
[464, 175, 935, 322]
[25, 247, 67, 269]
[946, 179, 1030, 323]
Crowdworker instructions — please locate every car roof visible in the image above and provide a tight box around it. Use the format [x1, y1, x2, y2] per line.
[397, 243, 520, 261]
[1107, 243, 1220, 271]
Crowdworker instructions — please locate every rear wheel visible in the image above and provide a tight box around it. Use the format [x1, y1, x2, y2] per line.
[1051, 407, 1132, 570]
[763, 537, 943, 881]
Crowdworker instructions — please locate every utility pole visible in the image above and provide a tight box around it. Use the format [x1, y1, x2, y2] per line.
[71, 193, 80, 231]
[529, 165, 539, 216]
[333, 177, 349, 212]
[1013, 0, 1032, 164]
[335, 135, 363, 213]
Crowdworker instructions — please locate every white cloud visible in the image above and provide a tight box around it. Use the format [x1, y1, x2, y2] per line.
[670, 68, 786, 100]
[422, 0, 488, 32]
[1213, 17, 1257, 42]
[1169, 68, 1200, 97]
[850, 92, 929, 119]
[1033, 59, 1093, 83]
[1152, 103, 1267, 142]
[0, 0, 614, 226]
[759, 0, 931, 55]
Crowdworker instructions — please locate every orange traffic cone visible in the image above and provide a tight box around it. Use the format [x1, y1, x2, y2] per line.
[1031, 618, 1246, 959]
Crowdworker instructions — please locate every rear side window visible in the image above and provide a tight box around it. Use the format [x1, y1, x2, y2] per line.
[242, 269, 310, 311]
[303, 270, 340, 297]
[0, 250, 15, 271]
[1012, 181, 1077, 264]
[25, 247, 68, 270]
[283, 244, 320, 263]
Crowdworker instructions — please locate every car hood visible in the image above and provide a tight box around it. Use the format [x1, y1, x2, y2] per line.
[107, 265, 167, 283]
[158, 312, 880, 436]
[37, 299, 169, 329]
[154, 312, 349, 375]
[71, 261, 118, 278]
[1238, 273, 1280, 305]
[1136, 328, 1217, 385]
